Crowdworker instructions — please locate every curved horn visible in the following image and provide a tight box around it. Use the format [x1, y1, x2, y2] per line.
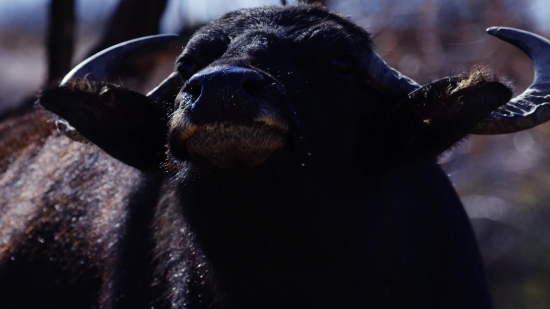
[61, 34, 179, 86]
[472, 27, 550, 134]
[366, 52, 421, 96]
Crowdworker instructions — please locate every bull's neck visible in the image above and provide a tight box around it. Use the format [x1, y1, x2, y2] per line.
[170, 160, 491, 308]
[177, 160, 373, 308]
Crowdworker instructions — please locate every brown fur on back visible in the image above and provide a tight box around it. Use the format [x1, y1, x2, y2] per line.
[0, 109, 157, 308]
[0, 110, 54, 174]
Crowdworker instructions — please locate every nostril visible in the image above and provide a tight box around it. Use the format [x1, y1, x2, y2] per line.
[186, 81, 202, 102]
[242, 77, 266, 98]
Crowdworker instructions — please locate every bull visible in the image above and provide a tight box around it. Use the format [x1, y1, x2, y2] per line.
[1, 3, 550, 309]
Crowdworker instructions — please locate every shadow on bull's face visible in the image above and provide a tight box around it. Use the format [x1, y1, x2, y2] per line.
[165, 12, 380, 170]
[166, 54, 376, 170]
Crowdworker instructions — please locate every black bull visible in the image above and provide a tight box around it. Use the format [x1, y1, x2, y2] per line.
[2, 4, 550, 309]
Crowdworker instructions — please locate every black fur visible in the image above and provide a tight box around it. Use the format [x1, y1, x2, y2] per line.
[0, 4, 513, 309]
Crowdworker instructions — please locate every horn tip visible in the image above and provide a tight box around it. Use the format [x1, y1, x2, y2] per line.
[486, 26, 516, 37]
[486, 26, 535, 41]
[486, 27, 500, 35]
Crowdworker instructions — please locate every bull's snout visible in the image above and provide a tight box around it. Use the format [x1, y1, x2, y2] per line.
[183, 65, 269, 124]
[170, 65, 289, 168]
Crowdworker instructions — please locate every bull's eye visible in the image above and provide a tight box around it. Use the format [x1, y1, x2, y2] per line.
[330, 59, 352, 76]
[177, 61, 199, 79]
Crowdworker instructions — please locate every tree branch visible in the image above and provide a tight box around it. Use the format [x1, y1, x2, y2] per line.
[46, 0, 75, 85]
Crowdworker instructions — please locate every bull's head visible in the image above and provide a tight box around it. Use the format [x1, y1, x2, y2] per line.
[38, 5, 550, 171]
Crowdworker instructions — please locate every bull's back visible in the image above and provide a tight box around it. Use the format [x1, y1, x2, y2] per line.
[0, 110, 161, 308]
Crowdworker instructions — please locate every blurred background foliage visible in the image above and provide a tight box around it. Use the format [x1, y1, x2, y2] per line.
[0, 0, 549, 308]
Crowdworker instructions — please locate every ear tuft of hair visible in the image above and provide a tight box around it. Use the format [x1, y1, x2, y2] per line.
[382, 67, 512, 165]
[449, 67, 510, 95]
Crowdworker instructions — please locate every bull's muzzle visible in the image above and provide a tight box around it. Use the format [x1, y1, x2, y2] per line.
[182, 66, 268, 124]
[169, 65, 289, 169]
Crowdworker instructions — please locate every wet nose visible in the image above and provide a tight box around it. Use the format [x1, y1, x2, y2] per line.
[182, 65, 268, 124]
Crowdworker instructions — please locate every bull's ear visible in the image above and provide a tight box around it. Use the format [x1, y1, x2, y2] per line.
[382, 71, 512, 164]
[38, 81, 166, 171]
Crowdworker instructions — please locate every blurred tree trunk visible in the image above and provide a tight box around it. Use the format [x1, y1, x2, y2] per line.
[47, 0, 74, 85]
[1, 0, 75, 121]
[85, 0, 169, 58]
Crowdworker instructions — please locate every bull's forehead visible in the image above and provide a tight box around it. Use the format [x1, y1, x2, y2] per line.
[180, 5, 373, 61]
